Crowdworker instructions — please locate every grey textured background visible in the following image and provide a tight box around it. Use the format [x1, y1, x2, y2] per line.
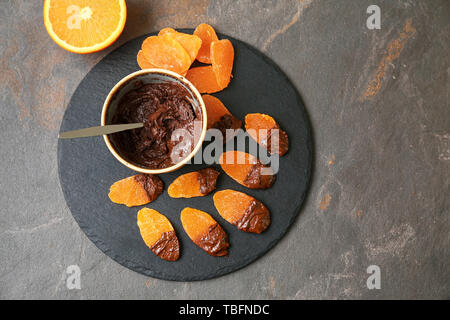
[1, 0, 449, 299]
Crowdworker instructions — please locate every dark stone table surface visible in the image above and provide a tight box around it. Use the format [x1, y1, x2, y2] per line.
[1, 0, 448, 299]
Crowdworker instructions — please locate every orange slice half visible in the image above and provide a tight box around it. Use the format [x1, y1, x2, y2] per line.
[43, 0, 127, 54]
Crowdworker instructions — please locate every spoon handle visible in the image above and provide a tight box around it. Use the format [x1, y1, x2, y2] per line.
[59, 123, 144, 139]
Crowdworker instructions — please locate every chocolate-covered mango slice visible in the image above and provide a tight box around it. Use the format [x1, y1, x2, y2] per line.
[168, 168, 220, 198]
[203, 95, 241, 139]
[108, 174, 163, 207]
[214, 190, 270, 234]
[219, 151, 275, 189]
[181, 208, 229, 257]
[245, 113, 289, 156]
[137, 208, 180, 261]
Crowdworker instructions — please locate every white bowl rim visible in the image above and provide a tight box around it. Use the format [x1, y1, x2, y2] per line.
[101, 68, 207, 175]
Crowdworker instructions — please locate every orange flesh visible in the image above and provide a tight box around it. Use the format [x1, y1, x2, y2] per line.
[108, 175, 150, 207]
[186, 66, 223, 94]
[202, 95, 232, 128]
[181, 208, 217, 241]
[211, 39, 234, 89]
[213, 190, 254, 224]
[194, 23, 219, 64]
[168, 172, 203, 198]
[161, 32, 202, 63]
[44, 0, 126, 54]
[137, 208, 175, 248]
[219, 151, 256, 185]
[141, 35, 191, 74]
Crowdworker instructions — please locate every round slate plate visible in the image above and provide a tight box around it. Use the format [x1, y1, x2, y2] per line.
[58, 30, 312, 281]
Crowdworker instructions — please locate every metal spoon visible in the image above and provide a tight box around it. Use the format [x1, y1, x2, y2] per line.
[59, 123, 143, 139]
[59, 96, 197, 139]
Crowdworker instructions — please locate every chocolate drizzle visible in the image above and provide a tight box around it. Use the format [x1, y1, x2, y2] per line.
[111, 81, 202, 169]
[150, 231, 180, 261]
[236, 200, 271, 234]
[243, 163, 276, 189]
[134, 174, 164, 202]
[197, 168, 220, 195]
[195, 224, 229, 256]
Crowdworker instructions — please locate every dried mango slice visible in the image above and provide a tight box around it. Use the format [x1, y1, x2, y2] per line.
[158, 27, 177, 36]
[137, 50, 158, 69]
[211, 39, 234, 89]
[161, 32, 202, 64]
[186, 66, 222, 94]
[168, 168, 220, 198]
[137, 49, 187, 76]
[108, 174, 164, 207]
[214, 190, 271, 234]
[181, 207, 229, 256]
[245, 113, 289, 156]
[219, 151, 275, 189]
[203, 95, 242, 138]
[137, 208, 180, 261]
[141, 35, 191, 74]
[194, 23, 219, 64]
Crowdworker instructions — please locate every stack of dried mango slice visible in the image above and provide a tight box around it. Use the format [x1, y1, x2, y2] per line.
[137, 24, 234, 93]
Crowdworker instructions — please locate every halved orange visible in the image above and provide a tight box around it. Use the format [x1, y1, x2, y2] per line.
[43, 0, 127, 54]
